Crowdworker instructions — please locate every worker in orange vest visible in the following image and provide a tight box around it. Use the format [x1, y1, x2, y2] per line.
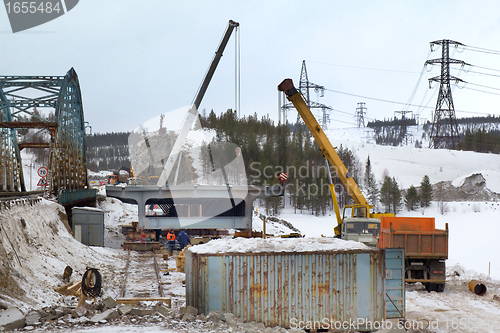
[166, 230, 176, 252]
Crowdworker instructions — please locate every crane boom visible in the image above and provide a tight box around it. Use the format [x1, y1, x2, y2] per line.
[157, 20, 239, 186]
[278, 79, 368, 207]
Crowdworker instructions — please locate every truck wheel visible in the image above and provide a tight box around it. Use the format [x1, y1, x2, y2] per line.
[425, 283, 436, 292]
[436, 284, 445, 292]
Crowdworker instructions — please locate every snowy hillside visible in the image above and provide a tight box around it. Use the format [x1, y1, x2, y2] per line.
[325, 126, 500, 192]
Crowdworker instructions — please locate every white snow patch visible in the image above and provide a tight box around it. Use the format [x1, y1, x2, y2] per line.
[188, 237, 371, 254]
[74, 206, 105, 212]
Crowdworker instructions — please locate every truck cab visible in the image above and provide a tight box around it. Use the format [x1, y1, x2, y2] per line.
[340, 206, 380, 247]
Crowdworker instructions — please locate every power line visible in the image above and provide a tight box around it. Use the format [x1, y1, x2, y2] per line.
[325, 87, 496, 116]
[473, 64, 500, 73]
[306, 60, 420, 74]
[330, 118, 356, 126]
[331, 108, 355, 116]
[404, 62, 429, 111]
[462, 86, 500, 96]
[462, 68, 500, 78]
[326, 88, 417, 106]
[463, 45, 500, 56]
[466, 82, 500, 92]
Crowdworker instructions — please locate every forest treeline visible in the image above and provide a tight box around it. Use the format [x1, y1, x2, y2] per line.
[200, 109, 362, 216]
[85, 132, 130, 171]
[85, 110, 496, 216]
[367, 115, 500, 151]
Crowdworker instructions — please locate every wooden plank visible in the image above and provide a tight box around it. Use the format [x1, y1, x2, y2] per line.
[160, 268, 176, 272]
[54, 281, 81, 296]
[116, 297, 171, 307]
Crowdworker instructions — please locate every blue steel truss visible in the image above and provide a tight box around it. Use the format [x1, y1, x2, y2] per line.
[0, 68, 88, 193]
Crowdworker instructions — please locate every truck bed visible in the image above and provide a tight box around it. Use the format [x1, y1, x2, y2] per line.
[378, 217, 448, 259]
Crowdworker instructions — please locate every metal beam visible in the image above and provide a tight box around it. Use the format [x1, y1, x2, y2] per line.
[18, 142, 50, 150]
[0, 121, 57, 129]
[0, 68, 87, 193]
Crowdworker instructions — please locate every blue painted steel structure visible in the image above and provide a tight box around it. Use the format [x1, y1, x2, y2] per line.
[0, 68, 88, 193]
[58, 188, 98, 205]
[384, 248, 406, 319]
[0, 87, 24, 191]
[186, 247, 387, 330]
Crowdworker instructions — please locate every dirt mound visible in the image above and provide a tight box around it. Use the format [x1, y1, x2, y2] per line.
[0, 198, 120, 312]
[433, 173, 500, 202]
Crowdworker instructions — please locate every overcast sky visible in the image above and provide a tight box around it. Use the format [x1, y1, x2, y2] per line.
[2, 0, 500, 134]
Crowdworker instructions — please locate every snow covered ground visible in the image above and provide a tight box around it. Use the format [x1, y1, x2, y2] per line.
[274, 201, 500, 280]
[326, 127, 500, 191]
[2, 126, 499, 332]
[1, 195, 498, 333]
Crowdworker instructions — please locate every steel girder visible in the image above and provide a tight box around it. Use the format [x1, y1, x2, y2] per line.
[0, 68, 88, 193]
[0, 88, 24, 191]
[51, 68, 87, 193]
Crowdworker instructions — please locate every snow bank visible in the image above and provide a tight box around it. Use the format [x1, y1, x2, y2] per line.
[188, 237, 371, 254]
[0, 198, 123, 311]
[99, 197, 138, 228]
[98, 197, 137, 248]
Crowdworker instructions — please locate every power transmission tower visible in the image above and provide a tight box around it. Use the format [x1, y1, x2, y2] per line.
[425, 39, 466, 149]
[281, 60, 333, 129]
[355, 102, 366, 127]
[394, 110, 414, 145]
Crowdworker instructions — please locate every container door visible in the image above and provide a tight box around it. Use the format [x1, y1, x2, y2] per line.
[88, 223, 101, 246]
[74, 224, 82, 243]
[87, 212, 104, 246]
[385, 248, 405, 319]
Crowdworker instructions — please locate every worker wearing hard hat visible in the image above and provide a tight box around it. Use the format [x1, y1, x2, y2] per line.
[166, 230, 176, 252]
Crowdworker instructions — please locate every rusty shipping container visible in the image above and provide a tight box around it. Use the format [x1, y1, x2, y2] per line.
[185, 239, 389, 330]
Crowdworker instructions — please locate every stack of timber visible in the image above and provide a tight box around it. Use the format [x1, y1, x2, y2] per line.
[176, 245, 191, 273]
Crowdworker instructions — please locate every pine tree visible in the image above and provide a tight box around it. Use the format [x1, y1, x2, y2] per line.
[380, 176, 402, 213]
[390, 177, 403, 214]
[405, 185, 419, 211]
[364, 156, 379, 208]
[420, 175, 433, 207]
[379, 176, 392, 213]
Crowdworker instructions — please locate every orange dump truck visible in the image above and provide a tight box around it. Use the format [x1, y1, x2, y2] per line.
[378, 216, 448, 292]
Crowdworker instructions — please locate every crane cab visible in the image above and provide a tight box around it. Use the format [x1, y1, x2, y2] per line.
[334, 204, 380, 247]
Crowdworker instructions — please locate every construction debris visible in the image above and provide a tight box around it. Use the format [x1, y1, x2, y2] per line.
[55, 281, 82, 297]
[0, 302, 305, 332]
[62, 266, 73, 282]
[468, 279, 487, 296]
[176, 245, 191, 273]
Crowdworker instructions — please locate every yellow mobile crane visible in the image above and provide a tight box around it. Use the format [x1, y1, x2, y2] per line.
[279, 79, 449, 290]
[278, 79, 393, 245]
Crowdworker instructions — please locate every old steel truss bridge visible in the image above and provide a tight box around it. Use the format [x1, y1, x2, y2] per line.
[0, 68, 90, 201]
